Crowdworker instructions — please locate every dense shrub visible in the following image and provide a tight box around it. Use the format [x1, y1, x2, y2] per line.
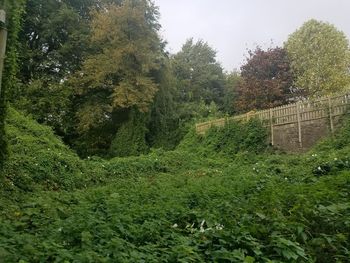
[178, 118, 268, 157]
[109, 109, 149, 157]
[2, 107, 86, 191]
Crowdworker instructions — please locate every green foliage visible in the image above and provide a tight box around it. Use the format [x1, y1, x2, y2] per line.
[172, 38, 226, 106]
[2, 107, 86, 190]
[75, 0, 162, 122]
[179, 118, 269, 157]
[0, 100, 5, 169]
[146, 63, 181, 150]
[0, 0, 26, 99]
[285, 19, 350, 96]
[70, 0, 166, 155]
[18, 0, 90, 83]
[223, 71, 241, 115]
[109, 108, 149, 157]
[0, 0, 26, 169]
[2, 109, 350, 261]
[14, 79, 73, 135]
[2, 2, 350, 261]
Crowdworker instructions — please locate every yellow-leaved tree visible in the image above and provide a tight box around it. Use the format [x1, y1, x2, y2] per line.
[285, 19, 350, 97]
[74, 0, 162, 133]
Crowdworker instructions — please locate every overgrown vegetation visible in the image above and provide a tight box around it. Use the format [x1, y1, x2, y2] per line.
[2, 0, 348, 160]
[0, 0, 26, 169]
[0, 0, 350, 261]
[1, 109, 350, 262]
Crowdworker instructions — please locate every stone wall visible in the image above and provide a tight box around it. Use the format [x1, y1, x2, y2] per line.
[196, 92, 350, 153]
[272, 115, 345, 152]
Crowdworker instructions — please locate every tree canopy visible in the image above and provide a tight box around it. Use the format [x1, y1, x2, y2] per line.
[75, 0, 162, 131]
[235, 47, 293, 112]
[285, 19, 350, 96]
[171, 39, 226, 106]
[1, 0, 350, 159]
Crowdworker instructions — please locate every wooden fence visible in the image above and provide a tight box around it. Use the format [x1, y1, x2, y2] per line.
[195, 92, 350, 146]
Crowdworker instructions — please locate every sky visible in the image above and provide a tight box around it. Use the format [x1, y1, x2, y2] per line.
[153, 0, 350, 72]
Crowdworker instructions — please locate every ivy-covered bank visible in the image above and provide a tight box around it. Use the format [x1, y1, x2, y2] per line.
[0, 0, 26, 169]
[0, 109, 350, 262]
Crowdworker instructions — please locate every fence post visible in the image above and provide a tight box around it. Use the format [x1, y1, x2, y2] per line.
[296, 102, 302, 148]
[269, 108, 274, 146]
[0, 10, 7, 96]
[328, 97, 334, 134]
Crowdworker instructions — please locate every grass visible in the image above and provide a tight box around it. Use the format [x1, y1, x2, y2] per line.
[0, 108, 350, 262]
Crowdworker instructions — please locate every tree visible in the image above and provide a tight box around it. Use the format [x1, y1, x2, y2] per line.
[172, 38, 226, 106]
[73, 0, 163, 156]
[18, 0, 128, 84]
[223, 71, 241, 115]
[109, 108, 149, 157]
[285, 19, 350, 96]
[15, 79, 73, 136]
[18, 0, 90, 84]
[235, 47, 294, 112]
[11, 0, 126, 142]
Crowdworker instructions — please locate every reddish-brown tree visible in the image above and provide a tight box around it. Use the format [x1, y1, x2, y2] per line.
[235, 47, 294, 112]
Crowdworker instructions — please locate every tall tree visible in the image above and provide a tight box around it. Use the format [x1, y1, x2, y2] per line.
[17, 0, 125, 84]
[235, 47, 293, 112]
[223, 71, 241, 115]
[18, 0, 89, 84]
[285, 19, 350, 96]
[13, 0, 123, 139]
[73, 0, 163, 156]
[146, 60, 181, 150]
[172, 38, 226, 106]
[8, 0, 93, 140]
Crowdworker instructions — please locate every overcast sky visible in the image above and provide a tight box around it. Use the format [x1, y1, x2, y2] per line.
[153, 0, 350, 72]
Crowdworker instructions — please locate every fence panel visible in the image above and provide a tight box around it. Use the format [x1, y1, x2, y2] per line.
[196, 91, 350, 134]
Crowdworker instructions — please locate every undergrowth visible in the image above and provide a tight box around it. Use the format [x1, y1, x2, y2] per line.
[0, 108, 350, 262]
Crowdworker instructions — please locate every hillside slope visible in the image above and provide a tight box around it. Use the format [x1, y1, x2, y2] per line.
[0, 109, 350, 262]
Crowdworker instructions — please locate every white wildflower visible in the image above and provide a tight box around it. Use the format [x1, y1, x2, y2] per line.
[172, 223, 178, 228]
[215, 224, 224, 230]
[317, 166, 322, 171]
[200, 220, 206, 233]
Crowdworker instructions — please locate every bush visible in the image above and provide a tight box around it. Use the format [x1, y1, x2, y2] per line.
[109, 109, 149, 157]
[178, 118, 268, 157]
